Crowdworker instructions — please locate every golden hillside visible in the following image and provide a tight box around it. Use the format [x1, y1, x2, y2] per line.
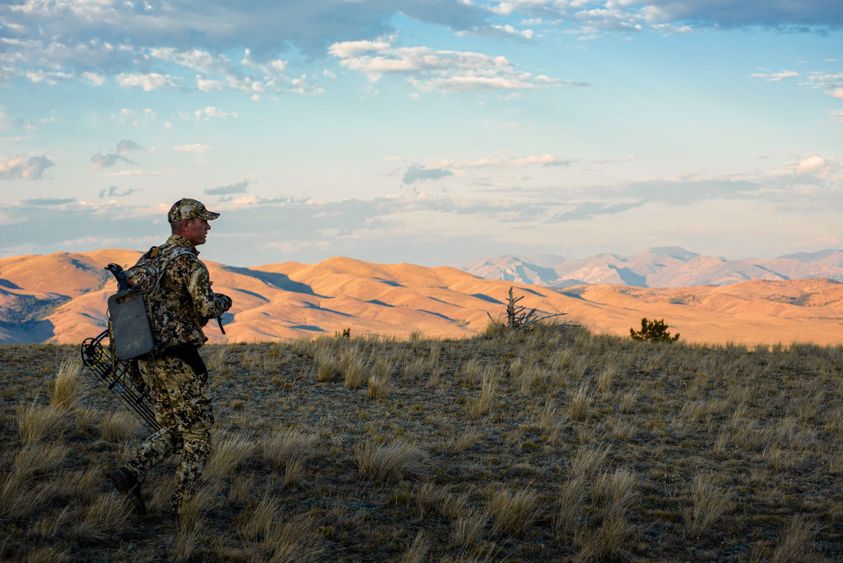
[1, 250, 842, 345]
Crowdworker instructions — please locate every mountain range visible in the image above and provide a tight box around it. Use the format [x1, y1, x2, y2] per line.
[464, 247, 843, 288]
[1, 249, 842, 346]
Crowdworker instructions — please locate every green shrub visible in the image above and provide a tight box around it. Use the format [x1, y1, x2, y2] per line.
[630, 317, 679, 343]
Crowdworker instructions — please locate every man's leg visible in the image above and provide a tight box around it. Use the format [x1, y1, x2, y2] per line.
[158, 356, 214, 514]
[113, 358, 181, 514]
[124, 359, 182, 481]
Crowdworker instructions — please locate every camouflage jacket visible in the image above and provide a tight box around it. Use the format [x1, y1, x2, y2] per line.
[126, 235, 231, 350]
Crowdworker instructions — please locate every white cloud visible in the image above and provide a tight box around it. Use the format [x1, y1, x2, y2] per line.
[110, 108, 157, 127]
[442, 153, 573, 169]
[184, 106, 239, 122]
[174, 144, 211, 154]
[82, 72, 105, 86]
[491, 24, 534, 39]
[831, 109, 843, 123]
[197, 77, 225, 92]
[116, 72, 177, 91]
[795, 155, 829, 175]
[751, 70, 799, 82]
[0, 155, 55, 180]
[830, 87, 843, 99]
[329, 37, 567, 92]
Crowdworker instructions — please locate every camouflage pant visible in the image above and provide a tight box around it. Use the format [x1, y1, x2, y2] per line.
[126, 354, 213, 511]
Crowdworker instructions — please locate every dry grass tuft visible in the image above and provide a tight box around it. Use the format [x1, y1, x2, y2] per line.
[50, 357, 82, 410]
[593, 467, 637, 516]
[570, 445, 609, 480]
[556, 476, 586, 540]
[771, 514, 817, 563]
[459, 358, 484, 386]
[237, 492, 280, 541]
[178, 483, 220, 534]
[73, 492, 132, 541]
[398, 531, 430, 563]
[340, 347, 369, 389]
[17, 403, 64, 444]
[98, 410, 140, 441]
[367, 373, 392, 400]
[262, 428, 319, 471]
[469, 368, 498, 417]
[486, 486, 540, 536]
[684, 472, 732, 537]
[355, 439, 429, 481]
[204, 432, 254, 483]
[567, 381, 592, 421]
[575, 509, 631, 561]
[23, 546, 71, 563]
[596, 364, 616, 397]
[314, 349, 340, 382]
[266, 515, 324, 562]
[437, 428, 482, 454]
[451, 509, 488, 548]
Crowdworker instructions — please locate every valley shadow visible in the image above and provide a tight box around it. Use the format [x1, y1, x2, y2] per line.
[366, 299, 393, 307]
[0, 319, 55, 344]
[290, 324, 326, 333]
[375, 278, 404, 288]
[471, 293, 503, 305]
[303, 302, 354, 318]
[0, 279, 23, 290]
[223, 266, 316, 295]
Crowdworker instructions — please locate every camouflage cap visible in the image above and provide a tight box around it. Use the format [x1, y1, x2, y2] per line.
[167, 198, 220, 224]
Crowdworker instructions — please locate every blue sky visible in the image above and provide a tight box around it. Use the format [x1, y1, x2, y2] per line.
[1, 0, 841, 267]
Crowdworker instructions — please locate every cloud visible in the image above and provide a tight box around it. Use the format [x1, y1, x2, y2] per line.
[90, 152, 132, 170]
[329, 37, 568, 92]
[795, 155, 830, 175]
[830, 87, 843, 99]
[174, 144, 211, 154]
[548, 201, 644, 222]
[184, 106, 239, 122]
[116, 72, 178, 91]
[403, 166, 454, 184]
[445, 154, 574, 169]
[0, 1, 489, 94]
[115, 140, 142, 154]
[99, 186, 136, 198]
[643, 1, 843, 29]
[751, 70, 799, 82]
[0, 155, 54, 180]
[82, 72, 105, 86]
[206, 180, 250, 195]
[110, 108, 157, 127]
[20, 198, 74, 206]
[627, 178, 760, 205]
[831, 109, 843, 123]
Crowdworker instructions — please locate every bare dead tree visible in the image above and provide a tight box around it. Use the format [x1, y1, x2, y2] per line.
[488, 286, 567, 330]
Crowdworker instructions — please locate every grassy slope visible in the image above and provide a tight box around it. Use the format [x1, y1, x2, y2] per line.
[1, 326, 842, 561]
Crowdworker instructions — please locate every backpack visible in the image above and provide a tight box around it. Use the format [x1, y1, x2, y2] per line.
[106, 245, 193, 360]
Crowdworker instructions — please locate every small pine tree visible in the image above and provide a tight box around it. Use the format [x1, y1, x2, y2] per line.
[630, 317, 679, 343]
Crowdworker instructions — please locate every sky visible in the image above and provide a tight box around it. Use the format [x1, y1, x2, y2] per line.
[0, 0, 841, 268]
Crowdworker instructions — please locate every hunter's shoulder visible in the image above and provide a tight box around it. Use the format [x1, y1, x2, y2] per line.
[160, 237, 201, 264]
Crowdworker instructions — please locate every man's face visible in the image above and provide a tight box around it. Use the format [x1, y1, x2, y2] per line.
[180, 217, 211, 246]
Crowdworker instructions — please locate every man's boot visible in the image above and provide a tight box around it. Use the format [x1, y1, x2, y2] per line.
[109, 466, 147, 516]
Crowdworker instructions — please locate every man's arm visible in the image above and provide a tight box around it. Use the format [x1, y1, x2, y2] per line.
[186, 260, 232, 320]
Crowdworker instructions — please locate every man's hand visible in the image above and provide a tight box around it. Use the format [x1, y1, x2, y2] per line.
[216, 293, 233, 311]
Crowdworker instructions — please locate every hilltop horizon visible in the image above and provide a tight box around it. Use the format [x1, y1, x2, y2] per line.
[2, 248, 843, 346]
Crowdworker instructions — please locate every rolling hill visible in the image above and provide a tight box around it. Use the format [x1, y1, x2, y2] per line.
[1, 250, 842, 346]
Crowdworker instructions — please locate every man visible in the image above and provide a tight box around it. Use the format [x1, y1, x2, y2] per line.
[110, 198, 232, 518]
